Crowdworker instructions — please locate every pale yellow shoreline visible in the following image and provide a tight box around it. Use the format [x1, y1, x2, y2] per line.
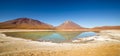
[0, 29, 102, 32]
[0, 29, 120, 56]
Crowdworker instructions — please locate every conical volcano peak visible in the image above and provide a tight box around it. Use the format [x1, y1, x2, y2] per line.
[56, 20, 84, 30]
[64, 20, 73, 23]
[63, 20, 78, 25]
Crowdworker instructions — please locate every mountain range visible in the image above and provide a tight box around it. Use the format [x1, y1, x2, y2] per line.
[0, 18, 120, 30]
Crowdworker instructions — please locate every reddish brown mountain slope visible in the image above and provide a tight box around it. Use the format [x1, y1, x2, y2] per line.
[56, 20, 85, 30]
[0, 18, 54, 29]
[90, 26, 120, 31]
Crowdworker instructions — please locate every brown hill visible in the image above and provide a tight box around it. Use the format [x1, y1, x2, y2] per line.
[90, 26, 120, 31]
[0, 18, 54, 29]
[56, 20, 85, 30]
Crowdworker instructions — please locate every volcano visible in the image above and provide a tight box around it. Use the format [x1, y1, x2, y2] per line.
[56, 20, 85, 30]
[0, 18, 54, 29]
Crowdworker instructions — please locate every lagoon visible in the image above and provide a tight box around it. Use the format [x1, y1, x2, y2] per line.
[3, 31, 97, 43]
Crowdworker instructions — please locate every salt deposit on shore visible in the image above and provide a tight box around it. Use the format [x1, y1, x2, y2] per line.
[0, 29, 120, 56]
[72, 30, 120, 43]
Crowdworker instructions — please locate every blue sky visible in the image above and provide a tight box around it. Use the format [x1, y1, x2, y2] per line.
[0, 0, 120, 28]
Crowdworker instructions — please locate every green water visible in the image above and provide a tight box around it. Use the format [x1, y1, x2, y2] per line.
[3, 31, 97, 43]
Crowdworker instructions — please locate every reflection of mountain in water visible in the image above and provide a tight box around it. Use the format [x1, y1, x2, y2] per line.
[3, 31, 54, 40]
[74, 32, 97, 39]
[57, 31, 82, 40]
[3, 31, 97, 43]
[38, 33, 66, 42]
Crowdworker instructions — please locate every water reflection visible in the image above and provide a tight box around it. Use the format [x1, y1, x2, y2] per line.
[74, 32, 97, 40]
[38, 33, 66, 43]
[3, 31, 54, 40]
[57, 31, 82, 42]
[3, 31, 97, 43]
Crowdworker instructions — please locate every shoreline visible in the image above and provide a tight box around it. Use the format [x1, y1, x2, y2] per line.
[0, 29, 111, 32]
[0, 29, 120, 32]
[0, 29, 120, 56]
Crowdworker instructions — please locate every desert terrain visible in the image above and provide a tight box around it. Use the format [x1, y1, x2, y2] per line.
[0, 29, 120, 56]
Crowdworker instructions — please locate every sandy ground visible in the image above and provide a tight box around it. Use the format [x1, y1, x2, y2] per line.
[0, 29, 120, 56]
